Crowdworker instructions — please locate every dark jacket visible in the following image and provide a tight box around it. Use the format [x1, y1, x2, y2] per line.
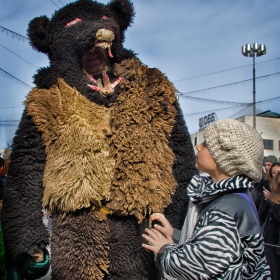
[252, 178, 270, 225]
[263, 202, 280, 280]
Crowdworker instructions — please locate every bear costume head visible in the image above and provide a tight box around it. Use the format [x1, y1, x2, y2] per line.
[29, 0, 135, 105]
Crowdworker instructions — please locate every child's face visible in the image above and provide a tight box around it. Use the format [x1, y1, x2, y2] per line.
[195, 142, 219, 176]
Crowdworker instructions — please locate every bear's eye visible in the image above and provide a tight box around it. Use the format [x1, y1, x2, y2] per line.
[66, 18, 82, 27]
[102, 16, 109, 19]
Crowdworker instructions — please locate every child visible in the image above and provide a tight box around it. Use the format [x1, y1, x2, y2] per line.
[142, 119, 271, 279]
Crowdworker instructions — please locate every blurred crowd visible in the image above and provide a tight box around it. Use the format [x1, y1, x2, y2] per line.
[251, 155, 280, 280]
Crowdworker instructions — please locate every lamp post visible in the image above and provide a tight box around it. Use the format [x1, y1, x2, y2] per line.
[241, 43, 266, 128]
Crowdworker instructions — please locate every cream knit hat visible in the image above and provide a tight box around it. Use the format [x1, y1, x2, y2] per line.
[203, 119, 264, 181]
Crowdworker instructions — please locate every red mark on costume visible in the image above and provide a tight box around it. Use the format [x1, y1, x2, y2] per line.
[111, 77, 122, 88]
[102, 16, 109, 19]
[87, 84, 99, 91]
[88, 75, 97, 83]
[108, 48, 113, 58]
[66, 18, 82, 27]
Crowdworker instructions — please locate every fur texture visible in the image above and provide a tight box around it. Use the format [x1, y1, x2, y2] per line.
[26, 79, 114, 212]
[2, 0, 197, 279]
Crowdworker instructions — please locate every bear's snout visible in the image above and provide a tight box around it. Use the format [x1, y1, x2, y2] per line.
[95, 28, 115, 58]
[96, 29, 115, 43]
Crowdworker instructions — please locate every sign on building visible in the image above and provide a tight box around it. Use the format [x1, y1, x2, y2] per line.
[199, 112, 217, 131]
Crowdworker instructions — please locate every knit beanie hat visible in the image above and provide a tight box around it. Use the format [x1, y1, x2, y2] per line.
[203, 119, 264, 181]
[263, 155, 278, 164]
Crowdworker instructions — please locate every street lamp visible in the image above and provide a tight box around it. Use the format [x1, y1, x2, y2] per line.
[241, 43, 266, 128]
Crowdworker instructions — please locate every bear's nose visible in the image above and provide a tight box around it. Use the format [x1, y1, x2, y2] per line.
[96, 29, 115, 42]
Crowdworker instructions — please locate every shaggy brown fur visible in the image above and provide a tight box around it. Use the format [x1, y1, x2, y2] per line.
[51, 208, 110, 280]
[26, 79, 114, 212]
[26, 58, 177, 223]
[108, 58, 177, 222]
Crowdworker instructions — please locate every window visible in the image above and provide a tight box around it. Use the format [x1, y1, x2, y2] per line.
[263, 139, 273, 150]
[194, 137, 197, 146]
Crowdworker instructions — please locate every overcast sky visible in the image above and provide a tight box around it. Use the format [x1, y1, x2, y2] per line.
[0, 0, 279, 148]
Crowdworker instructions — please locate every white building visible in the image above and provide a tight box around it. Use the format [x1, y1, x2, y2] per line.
[190, 110, 280, 161]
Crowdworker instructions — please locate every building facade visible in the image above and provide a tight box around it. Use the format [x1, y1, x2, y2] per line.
[190, 112, 280, 161]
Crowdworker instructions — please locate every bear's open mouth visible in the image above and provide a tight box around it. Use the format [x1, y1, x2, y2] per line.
[95, 41, 113, 58]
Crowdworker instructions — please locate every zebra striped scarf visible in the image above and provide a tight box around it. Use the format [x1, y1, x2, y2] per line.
[180, 175, 253, 242]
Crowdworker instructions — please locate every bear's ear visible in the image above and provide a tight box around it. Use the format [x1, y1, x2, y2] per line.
[107, 0, 135, 31]
[28, 16, 51, 54]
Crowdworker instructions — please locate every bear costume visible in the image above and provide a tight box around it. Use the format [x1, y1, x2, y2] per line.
[2, 0, 197, 279]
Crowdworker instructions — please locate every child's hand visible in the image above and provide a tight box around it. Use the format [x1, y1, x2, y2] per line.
[150, 213, 174, 238]
[142, 228, 173, 254]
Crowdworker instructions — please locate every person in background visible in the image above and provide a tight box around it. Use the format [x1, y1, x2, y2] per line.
[251, 155, 278, 225]
[270, 163, 280, 178]
[142, 119, 270, 279]
[0, 154, 6, 201]
[0, 154, 5, 177]
[262, 165, 280, 280]
[0, 184, 6, 279]
[0, 153, 7, 278]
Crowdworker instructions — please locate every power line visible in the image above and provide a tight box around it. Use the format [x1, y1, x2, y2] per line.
[179, 72, 280, 96]
[184, 104, 248, 117]
[177, 95, 250, 106]
[255, 96, 280, 105]
[0, 26, 28, 42]
[50, 0, 60, 8]
[0, 106, 24, 110]
[1, 24, 280, 89]
[0, 120, 20, 127]
[57, 0, 64, 6]
[0, 43, 38, 68]
[0, 124, 18, 127]
[2, 25, 280, 82]
[229, 105, 252, 119]
[0, 68, 32, 89]
[184, 96, 280, 118]
[173, 57, 280, 82]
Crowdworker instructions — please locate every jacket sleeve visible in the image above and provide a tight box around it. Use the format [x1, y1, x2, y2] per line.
[157, 209, 241, 279]
[271, 203, 280, 223]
